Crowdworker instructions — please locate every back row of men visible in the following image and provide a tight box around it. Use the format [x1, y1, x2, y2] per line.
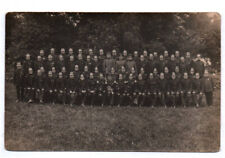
[13, 48, 214, 107]
[19, 48, 206, 77]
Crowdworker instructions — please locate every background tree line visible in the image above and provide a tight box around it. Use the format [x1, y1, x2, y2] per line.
[5, 12, 220, 70]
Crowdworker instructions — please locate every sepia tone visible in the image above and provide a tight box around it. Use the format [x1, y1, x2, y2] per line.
[5, 12, 220, 151]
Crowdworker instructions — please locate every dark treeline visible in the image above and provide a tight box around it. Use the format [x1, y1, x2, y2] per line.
[6, 12, 220, 69]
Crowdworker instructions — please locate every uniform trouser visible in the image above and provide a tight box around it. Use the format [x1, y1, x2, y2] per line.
[114, 94, 120, 105]
[87, 92, 95, 105]
[137, 93, 146, 106]
[158, 92, 165, 106]
[103, 93, 112, 106]
[170, 92, 180, 106]
[193, 92, 203, 106]
[165, 92, 171, 106]
[47, 90, 56, 103]
[36, 89, 44, 102]
[69, 91, 77, 105]
[27, 88, 35, 101]
[205, 91, 213, 106]
[181, 91, 192, 106]
[121, 93, 130, 106]
[16, 85, 24, 101]
[58, 91, 66, 104]
[79, 92, 86, 105]
[95, 93, 103, 106]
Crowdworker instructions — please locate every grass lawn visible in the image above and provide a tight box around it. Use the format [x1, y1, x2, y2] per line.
[4, 80, 220, 151]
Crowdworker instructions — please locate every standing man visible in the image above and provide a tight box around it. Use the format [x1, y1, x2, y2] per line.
[192, 72, 203, 107]
[194, 54, 205, 77]
[35, 69, 45, 103]
[13, 62, 24, 102]
[180, 72, 192, 107]
[103, 52, 116, 75]
[202, 70, 214, 106]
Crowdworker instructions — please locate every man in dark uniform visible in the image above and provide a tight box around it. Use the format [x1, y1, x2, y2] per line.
[67, 48, 74, 62]
[60, 48, 66, 59]
[133, 51, 139, 64]
[169, 72, 181, 108]
[146, 53, 156, 74]
[105, 68, 117, 106]
[78, 74, 87, 106]
[126, 55, 137, 73]
[35, 69, 45, 103]
[103, 52, 116, 75]
[87, 73, 96, 106]
[139, 67, 147, 80]
[49, 48, 56, 60]
[192, 72, 203, 107]
[153, 68, 159, 79]
[46, 71, 56, 104]
[168, 54, 177, 72]
[35, 56, 44, 71]
[83, 65, 90, 79]
[185, 52, 193, 72]
[175, 50, 180, 63]
[143, 50, 148, 59]
[164, 66, 170, 80]
[164, 50, 170, 66]
[180, 72, 192, 107]
[95, 73, 106, 106]
[24, 68, 35, 103]
[13, 62, 24, 102]
[51, 67, 57, 78]
[86, 55, 93, 72]
[98, 49, 105, 73]
[157, 55, 165, 73]
[202, 70, 214, 106]
[75, 53, 84, 72]
[56, 72, 67, 105]
[137, 55, 147, 74]
[23, 53, 33, 75]
[57, 54, 65, 71]
[130, 67, 138, 79]
[189, 67, 196, 80]
[157, 72, 168, 107]
[45, 54, 55, 72]
[123, 50, 128, 60]
[88, 49, 94, 59]
[67, 55, 75, 73]
[194, 54, 205, 77]
[175, 66, 182, 80]
[67, 72, 77, 106]
[153, 52, 158, 60]
[146, 73, 158, 107]
[127, 73, 137, 106]
[61, 66, 68, 78]
[120, 74, 129, 106]
[115, 74, 124, 107]
[118, 66, 128, 81]
[112, 49, 118, 60]
[179, 56, 187, 74]
[92, 55, 100, 72]
[116, 54, 126, 72]
[137, 74, 146, 106]
[39, 49, 46, 62]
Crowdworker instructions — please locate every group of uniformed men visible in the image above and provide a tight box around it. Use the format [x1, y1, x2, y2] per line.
[13, 48, 215, 107]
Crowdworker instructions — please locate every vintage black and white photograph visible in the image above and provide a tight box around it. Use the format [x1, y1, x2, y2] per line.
[5, 12, 220, 151]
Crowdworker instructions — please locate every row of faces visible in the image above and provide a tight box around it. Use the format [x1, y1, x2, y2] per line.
[25, 50, 197, 62]
[33, 68, 203, 81]
[18, 63, 196, 75]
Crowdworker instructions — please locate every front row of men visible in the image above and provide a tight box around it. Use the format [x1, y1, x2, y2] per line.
[14, 62, 214, 107]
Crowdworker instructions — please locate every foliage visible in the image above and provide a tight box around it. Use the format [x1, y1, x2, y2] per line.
[6, 12, 220, 69]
